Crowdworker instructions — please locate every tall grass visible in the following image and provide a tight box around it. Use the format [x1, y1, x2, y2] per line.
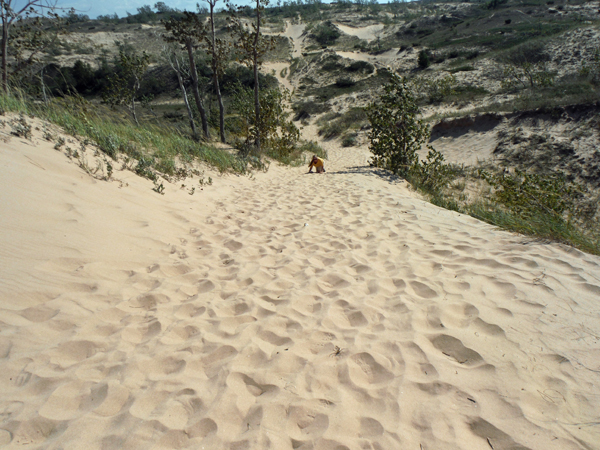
[0, 92, 248, 176]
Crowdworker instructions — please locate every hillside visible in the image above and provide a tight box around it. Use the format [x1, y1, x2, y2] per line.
[46, 0, 600, 212]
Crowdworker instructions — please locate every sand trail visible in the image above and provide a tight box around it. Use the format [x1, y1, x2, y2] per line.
[1, 121, 600, 449]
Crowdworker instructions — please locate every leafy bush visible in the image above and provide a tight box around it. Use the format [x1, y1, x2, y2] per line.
[341, 134, 357, 147]
[410, 149, 453, 194]
[500, 42, 555, 90]
[335, 77, 355, 88]
[413, 74, 457, 104]
[366, 74, 429, 177]
[292, 100, 331, 121]
[418, 50, 430, 69]
[347, 60, 374, 73]
[311, 21, 341, 46]
[480, 169, 583, 221]
[229, 83, 300, 161]
[502, 63, 555, 90]
[318, 108, 367, 139]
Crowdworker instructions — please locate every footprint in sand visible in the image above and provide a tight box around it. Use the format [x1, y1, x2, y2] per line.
[359, 417, 385, 437]
[121, 318, 161, 344]
[348, 352, 394, 386]
[39, 381, 108, 420]
[49, 340, 100, 368]
[430, 334, 484, 367]
[12, 417, 66, 446]
[287, 405, 329, 440]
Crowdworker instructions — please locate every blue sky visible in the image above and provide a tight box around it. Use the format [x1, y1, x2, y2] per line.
[56, 0, 282, 19]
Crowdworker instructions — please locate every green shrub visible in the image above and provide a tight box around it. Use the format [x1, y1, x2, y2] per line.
[418, 49, 430, 69]
[342, 134, 357, 147]
[347, 60, 374, 73]
[413, 74, 457, 104]
[292, 101, 331, 121]
[318, 108, 367, 139]
[480, 169, 584, 221]
[311, 21, 341, 46]
[335, 77, 355, 88]
[229, 83, 300, 161]
[366, 74, 429, 177]
[580, 48, 600, 85]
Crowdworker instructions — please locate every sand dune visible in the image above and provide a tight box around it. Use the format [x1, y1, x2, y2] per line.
[1, 118, 600, 450]
[336, 24, 384, 42]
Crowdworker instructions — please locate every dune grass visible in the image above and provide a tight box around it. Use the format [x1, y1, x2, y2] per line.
[426, 173, 600, 256]
[0, 92, 250, 177]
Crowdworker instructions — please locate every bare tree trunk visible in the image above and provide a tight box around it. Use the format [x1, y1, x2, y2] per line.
[131, 95, 139, 126]
[1, 20, 8, 93]
[253, 0, 261, 152]
[175, 57, 198, 140]
[40, 66, 47, 103]
[209, 2, 225, 143]
[186, 41, 209, 140]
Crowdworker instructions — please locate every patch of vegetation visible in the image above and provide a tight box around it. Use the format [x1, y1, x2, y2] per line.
[229, 83, 300, 163]
[367, 74, 600, 254]
[448, 65, 476, 74]
[272, 139, 328, 167]
[418, 49, 431, 69]
[0, 90, 250, 177]
[335, 77, 356, 88]
[307, 69, 392, 102]
[317, 108, 367, 140]
[292, 100, 331, 121]
[347, 60, 375, 74]
[310, 21, 341, 46]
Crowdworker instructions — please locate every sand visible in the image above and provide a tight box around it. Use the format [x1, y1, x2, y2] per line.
[335, 24, 384, 43]
[1, 116, 600, 450]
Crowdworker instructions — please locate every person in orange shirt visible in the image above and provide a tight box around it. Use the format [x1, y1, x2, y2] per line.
[308, 155, 325, 173]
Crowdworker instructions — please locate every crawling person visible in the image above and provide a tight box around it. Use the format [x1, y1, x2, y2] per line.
[308, 155, 325, 173]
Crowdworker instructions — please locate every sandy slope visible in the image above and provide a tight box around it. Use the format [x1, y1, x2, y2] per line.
[1, 118, 600, 450]
[335, 24, 384, 43]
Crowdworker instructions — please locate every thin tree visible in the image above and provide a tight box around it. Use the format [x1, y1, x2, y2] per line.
[205, 0, 227, 143]
[103, 50, 150, 126]
[228, 0, 275, 153]
[163, 12, 210, 139]
[161, 43, 198, 140]
[0, 0, 61, 92]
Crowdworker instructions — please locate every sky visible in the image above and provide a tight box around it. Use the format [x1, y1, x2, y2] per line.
[59, 0, 225, 18]
[51, 0, 301, 19]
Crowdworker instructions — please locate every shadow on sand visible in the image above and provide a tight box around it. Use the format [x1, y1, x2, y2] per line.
[325, 165, 404, 183]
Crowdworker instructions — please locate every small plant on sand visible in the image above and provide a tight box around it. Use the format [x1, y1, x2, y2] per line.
[42, 128, 53, 141]
[198, 176, 213, 186]
[413, 74, 457, 104]
[135, 157, 157, 181]
[104, 158, 113, 180]
[10, 114, 32, 139]
[54, 136, 65, 150]
[500, 43, 555, 90]
[152, 179, 165, 195]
